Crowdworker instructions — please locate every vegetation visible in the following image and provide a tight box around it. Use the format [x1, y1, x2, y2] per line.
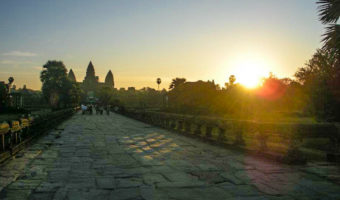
[317, 0, 340, 55]
[40, 61, 81, 109]
[165, 76, 309, 121]
[156, 78, 161, 90]
[0, 77, 14, 112]
[295, 49, 339, 121]
[98, 87, 166, 109]
[169, 78, 186, 90]
[158, 1, 340, 122]
[4, 1, 337, 123]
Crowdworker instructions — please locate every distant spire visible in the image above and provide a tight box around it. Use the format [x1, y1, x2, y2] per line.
[105, 70, 114, 88]
[83, 61, 97, 85]
[68, 69, 76, 82]
[86, 61, 95, 78]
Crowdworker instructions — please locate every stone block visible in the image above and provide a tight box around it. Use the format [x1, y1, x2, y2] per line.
[96, 177, 115, 189]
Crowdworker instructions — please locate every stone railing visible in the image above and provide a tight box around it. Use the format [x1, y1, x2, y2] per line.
[122, 109, 340, 164]
[0, 107, 78, 162]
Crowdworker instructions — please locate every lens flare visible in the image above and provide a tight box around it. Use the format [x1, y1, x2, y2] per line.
[229, 57, 270, 88]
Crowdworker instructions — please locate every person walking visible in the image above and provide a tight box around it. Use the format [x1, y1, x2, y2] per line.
[106, 105, 110, 115]
[81, 104, 87, 115]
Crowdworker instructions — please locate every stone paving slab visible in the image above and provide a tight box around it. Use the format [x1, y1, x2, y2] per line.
[0, 112, 339, 200]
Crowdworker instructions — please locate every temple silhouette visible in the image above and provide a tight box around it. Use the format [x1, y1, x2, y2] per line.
[68, 61, 114, 98]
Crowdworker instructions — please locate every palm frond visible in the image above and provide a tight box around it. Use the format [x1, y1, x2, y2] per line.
[322, 24, 340, 55]
[317, 0, 340, 24]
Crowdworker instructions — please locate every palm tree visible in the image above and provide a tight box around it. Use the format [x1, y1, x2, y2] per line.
[317, 0, 340, 55]
[156, 78, 161, 90]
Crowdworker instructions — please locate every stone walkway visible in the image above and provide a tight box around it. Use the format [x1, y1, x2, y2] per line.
[0, 112, 339, 200]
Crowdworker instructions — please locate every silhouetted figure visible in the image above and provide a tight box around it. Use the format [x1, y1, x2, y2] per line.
[100, 106, 103, 115]
[88, 105, 93, 115]
[81, 104, 87, 115]
[106, 105, 110, 115]
[95, 105, 100, 115]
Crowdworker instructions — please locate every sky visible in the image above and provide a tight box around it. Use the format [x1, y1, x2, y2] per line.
[0, 0, 325, 90]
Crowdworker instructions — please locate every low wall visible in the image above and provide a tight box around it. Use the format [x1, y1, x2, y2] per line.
[0, 107, 78, 162]
[122, 109, 340, 164]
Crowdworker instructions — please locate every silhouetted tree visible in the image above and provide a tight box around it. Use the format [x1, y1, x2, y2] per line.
[225, 75, 236, 89]
[229, 75, 236, 85]
[8, 77, 14, 85]
[0, 77, 15, 111]
[169, 78, 186, 90]
[257, 74, 286, 101]
[295, 49, 339, 121]
[40, 61, 80, 109]
[168, 80, 219, 114]
[156, 78, 161, 90]
[98, 86, 113, 105]
[68, 83, 81, 107]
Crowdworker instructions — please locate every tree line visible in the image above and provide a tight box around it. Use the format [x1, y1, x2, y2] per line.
[165, 0, 339, 122]
[39, 0, 339, 122]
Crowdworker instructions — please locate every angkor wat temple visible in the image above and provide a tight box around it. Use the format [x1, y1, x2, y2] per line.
[67, 61, 114, 94]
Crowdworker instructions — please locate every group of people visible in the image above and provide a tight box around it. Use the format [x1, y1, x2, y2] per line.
[81, 104, 110, 115]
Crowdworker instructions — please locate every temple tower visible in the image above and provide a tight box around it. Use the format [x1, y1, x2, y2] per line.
[68, 69, 76, 82]
[86, 61, 95, 78]
[83, 61, 98, 92]
[105, 70, 114, 88]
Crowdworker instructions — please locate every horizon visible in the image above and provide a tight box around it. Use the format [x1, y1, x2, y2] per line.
[0, 0, 324, 90]
[0, 1, 340, 199]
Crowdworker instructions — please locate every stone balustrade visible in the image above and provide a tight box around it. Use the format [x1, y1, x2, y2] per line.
[0, 108, 78, 159]
[122, 109, 340, 164]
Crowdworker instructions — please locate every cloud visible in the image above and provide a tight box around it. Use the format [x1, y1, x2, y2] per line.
[0, 60, 17, 64]
[0, 60, 33, 64]
[33, 66, 42, 70]
[3, 51, 37, 57]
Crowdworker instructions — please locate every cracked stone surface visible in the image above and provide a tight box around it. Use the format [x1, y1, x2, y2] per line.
[0, 112, 339, 200]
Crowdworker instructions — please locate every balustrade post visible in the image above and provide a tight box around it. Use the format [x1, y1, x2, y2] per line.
[218, 127, 227, 143]
[154, 116, 159, 126]
[284, 136, 306, 164]
[148, 115, 153, 124]
[161, 118, 167, 128]
[158, 117, 162, 127]
[155, 116, 160, 126]
[1, 134, 4, 151]
[177, 120, 183, 132]
[170, 119, 177, 130]
[184, 121, 191, 134]
[206, 125, 213, 139]
[153, 116, 160, 126]
[0, 122, 9, 151]
[161, 117, 166, 127]
[257, 130, 268, 152]
[146, 115, 152, 124]
[194, 124, 202, 136]
[166, 118, 171, 129]
[234, 126, 245, 145]
[163, 118, 168, 129]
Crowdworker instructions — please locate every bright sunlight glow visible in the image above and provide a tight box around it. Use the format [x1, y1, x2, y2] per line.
[230, 57, 270, 88]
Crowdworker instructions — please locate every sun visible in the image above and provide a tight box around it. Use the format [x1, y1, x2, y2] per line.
[231, 58, 269, 88]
